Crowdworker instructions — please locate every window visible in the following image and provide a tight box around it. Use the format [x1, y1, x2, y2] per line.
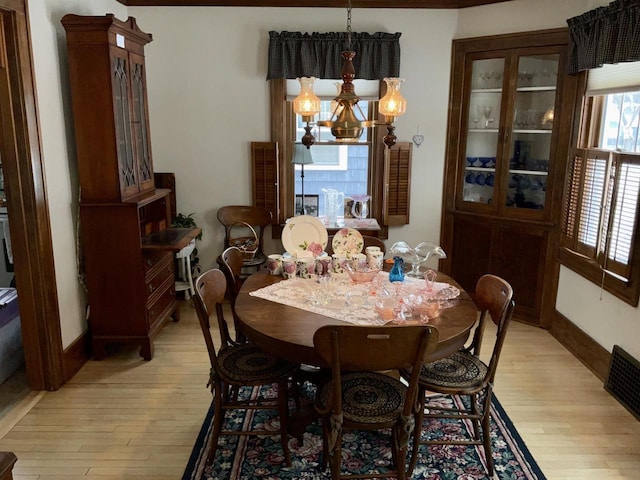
[599, 92, 640, 152]
[293, 98, 370, 217]
[560, 74, 640, 305]
[290, 80, 373, 207]
[253, 78, 412, 238]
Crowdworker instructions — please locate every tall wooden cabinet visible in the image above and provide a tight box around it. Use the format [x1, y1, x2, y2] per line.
[62, 14, 199, 360]
[440, 29, 579, 326]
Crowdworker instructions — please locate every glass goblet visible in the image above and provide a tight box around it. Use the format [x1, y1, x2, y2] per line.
[483, 106, 493, 128]
[350, 194, 371, 221]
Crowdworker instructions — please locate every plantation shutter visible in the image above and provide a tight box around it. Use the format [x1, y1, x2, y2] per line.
[383, 142, 412, 225]
[603, 153, 640, 279]
[562, 148, 640, 281]
[576, 149, 609, 259]
[561, 149, 583, 248]
[251, 142, 279, 225]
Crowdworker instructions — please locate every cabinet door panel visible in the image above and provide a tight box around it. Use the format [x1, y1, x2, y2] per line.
[495, 224, 547, 320]
[130, 51, 155, 194]
[460, 56, 506, 210]
[111, 47, 139, 199]
[450, 215, 494, 294]
[504, 53, 560, 213]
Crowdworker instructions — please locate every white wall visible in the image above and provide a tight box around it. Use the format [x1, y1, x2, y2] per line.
[458, 0, 640, 362]
[27, 0, 127, 347]
[456, 0, 610, 38]
[130, 7, 458, 271]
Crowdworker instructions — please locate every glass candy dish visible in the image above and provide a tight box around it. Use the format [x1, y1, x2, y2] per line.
[389, 241, 447, 277]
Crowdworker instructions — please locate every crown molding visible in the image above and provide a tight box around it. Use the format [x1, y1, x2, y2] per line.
[116, 0, 511, 8]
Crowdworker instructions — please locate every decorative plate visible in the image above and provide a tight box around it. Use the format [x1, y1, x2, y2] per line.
[282, 215, 328, 257]
[332, 228, 364, 256]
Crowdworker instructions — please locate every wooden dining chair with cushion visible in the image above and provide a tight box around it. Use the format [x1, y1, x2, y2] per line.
[313, 324, 439, 480]
[217, 205, 272, 278]
[325, 234, 385, 256]
[193, 268, 299, 467]
[403, 274, 515, 477]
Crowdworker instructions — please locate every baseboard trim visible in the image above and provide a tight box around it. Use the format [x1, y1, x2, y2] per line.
[550, 310, 610, 382]
[62, 330, 90, 383]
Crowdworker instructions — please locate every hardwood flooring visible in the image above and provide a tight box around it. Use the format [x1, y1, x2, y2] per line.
[0, 300, 639, 479]
[0, 366, 30, 421]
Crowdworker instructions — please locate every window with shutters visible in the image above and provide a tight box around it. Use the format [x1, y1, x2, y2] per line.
[560, 71, 640, 305]
[251, 79, 412, 238]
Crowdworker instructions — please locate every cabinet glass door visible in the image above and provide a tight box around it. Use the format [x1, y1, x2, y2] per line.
[111, 52, 139, 198]
[506, 54, 559, 210]
[463, 58, 504, 206]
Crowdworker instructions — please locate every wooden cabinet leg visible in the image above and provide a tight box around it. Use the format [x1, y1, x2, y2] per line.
[172, 304, 180, 322]
[139, 340, 154, 361]
[92, 340, 107, 361]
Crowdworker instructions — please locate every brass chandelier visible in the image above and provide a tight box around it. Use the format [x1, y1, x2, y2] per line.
[293, 0, 407, 149]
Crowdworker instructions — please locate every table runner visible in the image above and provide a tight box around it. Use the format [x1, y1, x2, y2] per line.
[249, 272, 451, 326]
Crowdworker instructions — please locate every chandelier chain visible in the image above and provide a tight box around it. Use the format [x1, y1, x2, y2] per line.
[346, 0, 352, 49]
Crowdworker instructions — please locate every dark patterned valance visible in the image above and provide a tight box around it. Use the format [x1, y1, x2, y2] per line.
[267, 31, 401, 80]
[567, 0, 640, 74]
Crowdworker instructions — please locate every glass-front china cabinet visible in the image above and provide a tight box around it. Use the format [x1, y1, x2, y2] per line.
[440, 29, 579, 326]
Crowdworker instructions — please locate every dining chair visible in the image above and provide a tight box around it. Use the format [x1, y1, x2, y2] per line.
[192, 268, 299, 466]
[313, 324, 439, 480]
[403, 273, 515, 476]
[217, 205, 272, 278]
[218, 246, 247, 342]
[325, 234, 385, 256]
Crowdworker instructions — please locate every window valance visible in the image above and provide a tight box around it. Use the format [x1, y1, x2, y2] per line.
[567, 0, 640, 75]
[267, 31, 401, 80]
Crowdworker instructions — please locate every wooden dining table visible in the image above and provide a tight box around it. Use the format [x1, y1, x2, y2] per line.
[235, 269, 478, 367]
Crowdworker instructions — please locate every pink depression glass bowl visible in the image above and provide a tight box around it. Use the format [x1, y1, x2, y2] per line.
[346, 267, 381, 284]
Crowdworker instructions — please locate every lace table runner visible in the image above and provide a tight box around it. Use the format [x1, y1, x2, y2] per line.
[249, 272, 453, 326]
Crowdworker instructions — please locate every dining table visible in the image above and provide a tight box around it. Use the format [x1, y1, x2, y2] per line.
[235, 269, 478, 368]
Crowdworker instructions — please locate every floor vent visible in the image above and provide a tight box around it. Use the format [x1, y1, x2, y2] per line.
[605, 345, 640, 421]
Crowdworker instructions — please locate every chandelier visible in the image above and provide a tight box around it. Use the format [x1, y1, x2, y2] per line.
[292, 0, 406, 149]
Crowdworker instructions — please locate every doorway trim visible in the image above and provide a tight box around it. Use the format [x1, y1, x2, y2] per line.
[0, 1, 64, 390]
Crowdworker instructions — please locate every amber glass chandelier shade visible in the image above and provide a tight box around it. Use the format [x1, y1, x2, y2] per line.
[379, 77, 407, 120]
[293, 77, 321, 121]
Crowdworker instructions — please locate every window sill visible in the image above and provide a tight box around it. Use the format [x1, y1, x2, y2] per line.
[558, 247, 640, 307]
[272, 218, 387, 240]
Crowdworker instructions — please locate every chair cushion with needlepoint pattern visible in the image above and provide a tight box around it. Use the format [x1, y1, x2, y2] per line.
[218, 343, 298, 383]
[420, 351, 488, 389]
[316, 371, 407, 424]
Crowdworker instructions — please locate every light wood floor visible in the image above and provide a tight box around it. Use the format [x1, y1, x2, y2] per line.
[0, 300, 639, 479]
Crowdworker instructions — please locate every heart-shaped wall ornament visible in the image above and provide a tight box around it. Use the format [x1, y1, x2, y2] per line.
[412, 133, 424, 147]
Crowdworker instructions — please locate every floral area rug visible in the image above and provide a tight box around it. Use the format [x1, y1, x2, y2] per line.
[182, 383, 545, 480]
